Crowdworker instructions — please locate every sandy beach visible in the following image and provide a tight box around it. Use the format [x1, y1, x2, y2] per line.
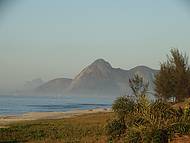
[0, 108, 111, 127]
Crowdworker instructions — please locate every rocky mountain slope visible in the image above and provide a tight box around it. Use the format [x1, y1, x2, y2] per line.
[35, 78, 72, 95]
[34, 59, 158, 98]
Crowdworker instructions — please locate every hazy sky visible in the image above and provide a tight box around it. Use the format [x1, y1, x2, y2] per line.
[0, 0, 190, 91]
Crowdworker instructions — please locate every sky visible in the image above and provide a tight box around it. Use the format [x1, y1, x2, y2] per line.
[0, 0, 190, 91]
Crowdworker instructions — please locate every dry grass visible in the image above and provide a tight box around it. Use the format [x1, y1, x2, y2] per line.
[1, 111, 190, 143]
[171, 135, 190, 143]
[0, 112, 114, 143]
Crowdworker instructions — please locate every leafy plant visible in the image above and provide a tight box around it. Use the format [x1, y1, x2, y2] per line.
[105, 119, 126, 139]
[106, 70, 190, 143]
[155, 48, 190, 102]
[112, 96, 135, 121]
[129, 74, 149, 98]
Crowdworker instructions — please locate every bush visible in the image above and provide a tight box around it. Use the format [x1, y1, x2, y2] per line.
[107, 95, 190, 143]
[155, 48, 190, 102]
[112, 96, 135, 120]
[105, 119, 126, 139]
[106, 60, 190, 143]
[170, 122, 190, 135]
[151, 129, 169, 143]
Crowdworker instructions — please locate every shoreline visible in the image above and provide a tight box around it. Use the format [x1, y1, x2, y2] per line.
[0, 108, 111, 127]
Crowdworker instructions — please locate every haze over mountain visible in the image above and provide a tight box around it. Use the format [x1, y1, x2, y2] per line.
[36, 78, 72, 95]
[1, 0, 190, 95]
[32, 59, 158, 99]
[24, 78, 44, 91]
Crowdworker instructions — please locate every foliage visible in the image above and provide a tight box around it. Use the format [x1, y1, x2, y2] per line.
[108, 95, 190, 143]
[129, 74, 149, 98]
[0, 113, 113, 143]
[155, 48, 190, 102]
[105, 119, 126, 139]
[106, 71, 190, 143]
[112, 96, 135, 120]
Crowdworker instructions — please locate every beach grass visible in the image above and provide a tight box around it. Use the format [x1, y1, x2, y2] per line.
[0, 112, 114, 143]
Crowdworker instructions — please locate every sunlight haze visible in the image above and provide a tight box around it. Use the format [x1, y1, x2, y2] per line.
[0, 0, 190, 91]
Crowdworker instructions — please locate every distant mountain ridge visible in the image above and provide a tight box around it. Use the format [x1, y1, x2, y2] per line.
[34, 59, 158, 98]
[35, 78, 72, 95]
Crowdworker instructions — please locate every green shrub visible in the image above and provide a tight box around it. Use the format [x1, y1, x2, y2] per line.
[112, 96, 135, 120]
[105, 119, 126, 138]
[106, 65, 190, 143]
[170, 122, 190, 135]
[151, 129, 169, 143]
[107, 95, 190, 143]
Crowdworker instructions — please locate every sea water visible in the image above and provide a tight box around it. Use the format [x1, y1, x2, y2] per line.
[0, 95, 115, 115]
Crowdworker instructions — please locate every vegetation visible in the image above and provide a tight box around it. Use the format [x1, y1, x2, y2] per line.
[108, 98, 190, 143]
[155, 48, 190, 102]
[1, 48, 190, 143]
[129, 74, 149, 98]
[0, 113, 114, 143]
[106, 59, 190, 143]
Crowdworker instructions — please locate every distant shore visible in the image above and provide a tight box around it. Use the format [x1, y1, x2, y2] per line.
[0, 108, 111, 127]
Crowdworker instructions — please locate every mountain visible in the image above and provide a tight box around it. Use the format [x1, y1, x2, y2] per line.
[14, 78, 44, 96]
[34, 59, 158, 98]
[35, 78, 72, 96]
[67, 59, 120, 95]
[24, 78, 44, 90]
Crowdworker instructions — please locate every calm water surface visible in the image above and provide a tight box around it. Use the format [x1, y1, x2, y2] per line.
[0, 95, 116, 115]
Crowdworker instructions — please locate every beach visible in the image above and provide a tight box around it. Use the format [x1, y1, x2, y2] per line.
[0, 108, 111, 127]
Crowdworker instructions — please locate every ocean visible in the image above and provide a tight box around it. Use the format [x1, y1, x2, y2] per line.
[0, 95, 115, 115]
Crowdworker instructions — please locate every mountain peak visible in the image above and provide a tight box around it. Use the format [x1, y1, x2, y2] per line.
[29, 59, 157, 98]
[73, 59, 112, 81]
[93, 58, 107, 63]
[91, 59, 112, 69]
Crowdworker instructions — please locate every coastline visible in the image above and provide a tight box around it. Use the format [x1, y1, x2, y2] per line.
[0, 108, 111, 127]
